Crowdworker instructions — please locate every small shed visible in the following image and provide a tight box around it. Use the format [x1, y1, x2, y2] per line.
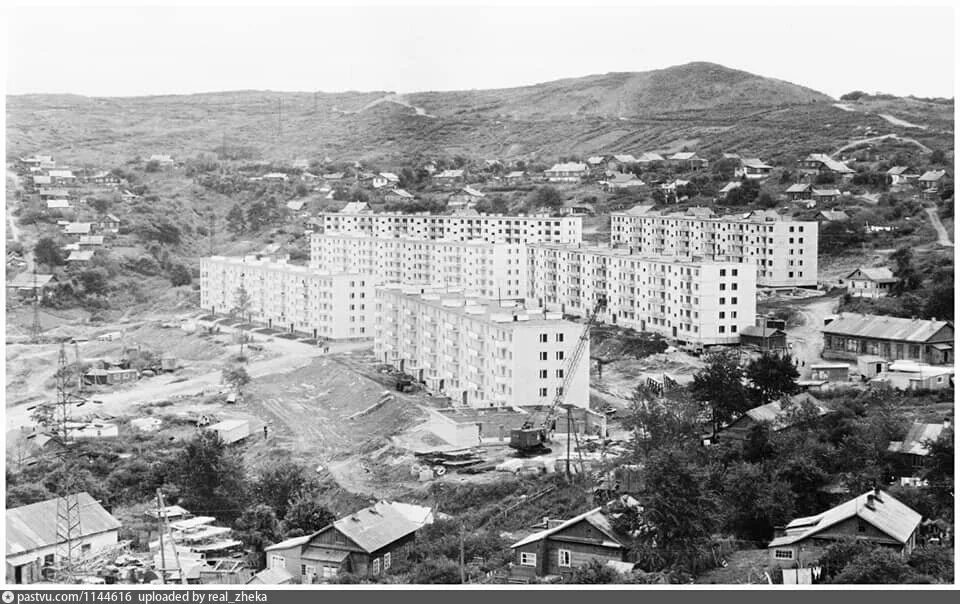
[809, 363, 850, 383]
[857, 355, 889, 379]
[209, 419, 251, 444]
[739, 325, 787, 351]
[160, 355, 178, 372]
[131, 417, 163, 432]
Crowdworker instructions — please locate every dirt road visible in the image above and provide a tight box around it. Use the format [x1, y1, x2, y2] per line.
[830, 133, 932, 158]
[776, 295, 838, 375]
[924, 207, 953, 247]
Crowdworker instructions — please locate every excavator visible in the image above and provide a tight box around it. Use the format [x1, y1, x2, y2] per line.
[509, 296, 606, 455]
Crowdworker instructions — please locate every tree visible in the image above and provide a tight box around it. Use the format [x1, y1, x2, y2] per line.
[908, 545, 953, 583]
[252, 462, 318, 521]
[34, 237, 65, 268]
[569, 559, 623, 584]
[221, 365, 250, 394]
[90, 197, 112, 214]
[929, 149, 946, 165]
[231, 285, 252, 360]
[690, 350, 749, 436]
[281, 496, 335, 537]
[234, 504, 283, 570]
[840, 91, 867, 101]
[226, 204, 246, 234]
[890, 246, 922, 294]
[921, 426, 954, 517]
[246, 201, 269, 232]
[720, 462, 795, 541]
[527, 186, 562, 210]
[832, 548, 928, 584]
[78, 268, 110, 296]
[818, 539, 875, 580]
[623, 386, 702, 457]
[168, 263, 192, 287]
[745, 352, 800, 405]
[169, 431, 249, 522]
[637, 444, 721, 574]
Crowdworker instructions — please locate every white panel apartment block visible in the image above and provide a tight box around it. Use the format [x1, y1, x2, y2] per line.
[314, 212, 582, 244]
[200, 256, 375, 340]
[527, 245, 757, 346]
[374, 284, 590, 409]
[310, 234, 528, 300]
[609, 210, 818, 288]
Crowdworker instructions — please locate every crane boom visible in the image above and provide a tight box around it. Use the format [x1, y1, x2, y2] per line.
[511, 296, 606, 451]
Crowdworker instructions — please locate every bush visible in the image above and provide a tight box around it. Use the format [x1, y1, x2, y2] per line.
[169, 263, 192, 287]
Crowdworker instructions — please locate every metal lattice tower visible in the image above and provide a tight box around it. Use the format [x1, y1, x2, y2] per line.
[50, 344, 84, 582]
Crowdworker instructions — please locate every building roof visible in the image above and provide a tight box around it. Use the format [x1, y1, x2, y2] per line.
[886, 166, 912, 176]
[888, 421, 948, 457]
[769, 489, 922, 548]
[105, 213, 120, 222]
[819, 210, 849, 221]
[919, 170, 947, 182]
[435, 169, 464, 179]
[7, 273, 54, 289]
[379, 172, 400, 182]
[247, 567, 294, 584]
[612, 154, 638, 163]
[740, 325, 786, 338]
[669, 152, 700, 161]
[461, 186, 485, 198]
[388, 188, 415, 199]
[823, 313, 952, 343]
[741, 158, 773, 169]
[719, 181, 742, 194]
[785, 183, 812, 193]
[742, 393, 830, 431]
[607, 172, 643, 185]
[67, 250, 95, 262]
[286, 200, 305, 211]
[7, 492, 121, 556]
[331, 500, 434, 553]
[846, 266, 896, 282]
[546, 162, 588, 173]
[586, 156, 606, 165]
[340, 202, 371, 214]
[813, 189, 842, 197]
[47, 199, 71, 209]
[505, 170, 526, 178]
[685, 206, 715, 218]
[804, 153, 855, 174]
[637, 152, 665, 162]
[622, 204, 655, 216]
[63, 222, 92, 234]
[511, 507, 625, 549]
[264, 535, 312, 552]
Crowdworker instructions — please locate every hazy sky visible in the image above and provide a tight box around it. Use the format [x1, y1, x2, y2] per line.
[4, 2, 956, 99]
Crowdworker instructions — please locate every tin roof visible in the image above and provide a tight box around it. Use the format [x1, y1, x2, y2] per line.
[846, 267, 896, 282]
[331, 501, 434, 553]
[741, 158, 772, 169]
[918, 170, 947, 182]
[823, 313, 952, 343]
[511, 507, 625, 549]
[7, 492, 121, 555]
[743, 393, 829, 430]
[769, 489, 921, 548]
[887, 421, 948, 457]
[785, 183, 811, 193]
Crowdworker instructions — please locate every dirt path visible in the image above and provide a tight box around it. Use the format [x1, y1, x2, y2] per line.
[778, 296, 838, 374]
[924, 206, 954, 247]
[830, 133, 932, 158]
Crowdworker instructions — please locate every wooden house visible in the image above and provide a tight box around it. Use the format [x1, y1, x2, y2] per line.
[822, 313, 953, 365]
[844, 267, 897, 299]
[719, 393, 831, 443]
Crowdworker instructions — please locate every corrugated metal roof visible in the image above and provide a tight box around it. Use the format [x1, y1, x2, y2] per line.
[247, 567, 293, 584]
[785, 183, 811, 193]
[804, 153, 854, 173]
[887, 421, 947, 456]
[769, 489, 921, 547]
[333, 501, 433, 553]
[741, 158, 772, 169]
[637, 152, 664, 162]
[7, 273, 54, 288]
[511, 507, 625, 549]
[546, 162, 587, 173]
[744, 393, 829, 430]
[919, 170, 947, 182]
[823, 313, 952, 343]
[264, 535, 311, 552]
[7, 492, 121, 555]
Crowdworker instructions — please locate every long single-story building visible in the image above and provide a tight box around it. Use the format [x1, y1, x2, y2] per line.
[822, 313, 953, 365]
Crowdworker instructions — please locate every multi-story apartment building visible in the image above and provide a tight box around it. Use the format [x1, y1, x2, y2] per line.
[609, 208, 818, 288]
[527, 245, 757, 347]
[200, 256, 375, 340]
[313, 212, 582, 245]
[310, 234, 528, 299]
[374, 285, 590, 409]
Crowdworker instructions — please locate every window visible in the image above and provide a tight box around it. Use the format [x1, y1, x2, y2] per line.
[858, 519, 867, 533]
[539, 369, 548, 379]
[270, 554, 285, 569]
[556, 369, 564, 378]
[520, 552, 537, 567]
[775, 549, 794, 560]
[558, 550, 572, 568]
[719, 312, 725, 319]
[556, 333, 564, 342]
[720, 298, 726, 305]
[539, 351, 548, 361]
[539, 333, 548, 343]
[719, 326, 726, 333]
[384, 553, 391, 570]
[556, 351, 565, 361]
[301, 564, 308, 577]
[539, 387, 548, 397]
[372, 558, 381, 575]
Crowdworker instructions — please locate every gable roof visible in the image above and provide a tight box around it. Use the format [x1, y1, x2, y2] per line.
[637, 152, 665, 162]
[64, 222, 92, 234]
[461, 186, 485, 198]
[7, 273, 55, 288]
[886, 166, 912, 176]
[719, 181, 742, 194]
[846, 266, 896, 282]
[612, 154, 638, 163]
[379, 172, 400, 182]
[819, 210, 849, 221]
[813, 189, 842, 197]
[803, 153, 854, 173]
[785, 183, 812, 193]
[247, 567, 294, 584]
[340, 202, 370, 214]
[435, 169, 464, 179]
[919, 170, 947, 183]
[511, 507, 626, 550]
[823, 313, 952, 343]
[68, 250, 95, 262]
[505, 170, 526, 178]
[743, 393, 830, 431]
[888, 421, 948, 457]
[7, 492, 121, 555]
[623, 204, 655, 216]
[740, 325, 786, 338]
[387, 188, 415, 199]
[586, 156, 606, 165]
[669, 151, 701, 161]
[331, 501, 433, 553]
[769, 489, 921, 548]
[546, 162, 587, 173]
[741, 158, 773, 169]
[607, 172, 642, 185]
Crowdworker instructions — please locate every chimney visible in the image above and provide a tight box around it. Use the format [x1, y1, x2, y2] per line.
[944, 418, 952, 430]
[865, 494, 876, 510]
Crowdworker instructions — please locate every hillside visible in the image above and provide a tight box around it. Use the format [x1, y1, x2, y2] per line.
[6, 62, 953, 165]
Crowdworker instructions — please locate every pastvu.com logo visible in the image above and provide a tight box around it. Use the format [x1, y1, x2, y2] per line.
[2, 590, 14, 603]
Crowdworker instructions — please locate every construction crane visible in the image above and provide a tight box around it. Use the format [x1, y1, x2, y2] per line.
[509, 296, 606, 456]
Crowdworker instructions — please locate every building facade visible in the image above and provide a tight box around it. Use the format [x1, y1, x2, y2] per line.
[200, 256, 374, 340]
[374, 285, 590, 409]
[609, 209, 818, 288]
[310, 234, 528, 300]
[312, 212, 582, 245]
[822, 313, 954, 365]
[527, 244, 757, 347]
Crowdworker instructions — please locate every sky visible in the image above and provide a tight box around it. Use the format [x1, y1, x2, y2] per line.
[3, 2, 956, 99]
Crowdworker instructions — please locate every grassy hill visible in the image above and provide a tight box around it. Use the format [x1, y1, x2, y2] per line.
[7, 62, 953, 167]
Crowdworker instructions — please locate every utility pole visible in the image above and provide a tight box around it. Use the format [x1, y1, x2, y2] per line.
[155, 490, 167, 585]
[566, 406, 572, 480]
[459, 523, 466, 584]
[157, 490, 187, 585]
[30, 268, 42, 343]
